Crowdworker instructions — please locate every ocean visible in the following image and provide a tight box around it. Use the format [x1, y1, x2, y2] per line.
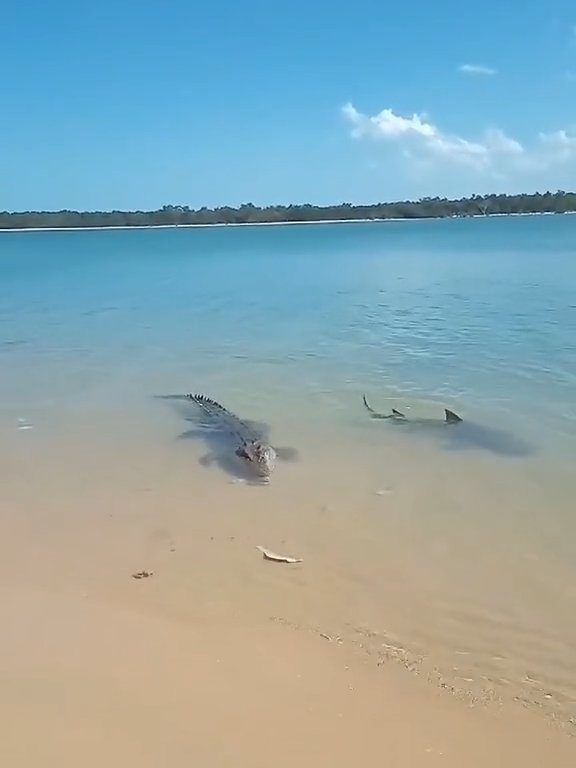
[1, 215, 576, 726]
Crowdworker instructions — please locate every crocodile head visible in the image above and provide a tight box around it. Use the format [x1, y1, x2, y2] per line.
[236, 440, 277, 479]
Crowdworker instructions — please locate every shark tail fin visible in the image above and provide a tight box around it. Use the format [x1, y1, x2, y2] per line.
[363, 395, 389, 419]
[445, 408, 463, 424]
[363, 396, 406, 420]
[362, 395, 377, 414]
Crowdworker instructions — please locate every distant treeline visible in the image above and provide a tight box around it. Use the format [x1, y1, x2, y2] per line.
[1, 191, 576, 230]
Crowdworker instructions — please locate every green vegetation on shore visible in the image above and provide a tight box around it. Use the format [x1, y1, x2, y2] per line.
[1, 191, 576, 229]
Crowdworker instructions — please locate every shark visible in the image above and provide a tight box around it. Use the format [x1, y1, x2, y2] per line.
[362, 395, 534, 457]
[157, 393, 297, 481]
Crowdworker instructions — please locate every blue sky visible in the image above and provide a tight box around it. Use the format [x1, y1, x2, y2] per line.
[1, 0, 575, 210]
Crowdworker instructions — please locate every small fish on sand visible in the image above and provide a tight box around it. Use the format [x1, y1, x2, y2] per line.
[256, 546, 302, 564]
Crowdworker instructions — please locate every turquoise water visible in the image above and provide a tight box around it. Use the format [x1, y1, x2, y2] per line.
[2, 216, 576, 722]
[2, 216, 576, 454]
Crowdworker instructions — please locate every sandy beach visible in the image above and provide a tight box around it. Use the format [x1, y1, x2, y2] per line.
[2, 412, 576, 767]
[2, 583, 575, 767]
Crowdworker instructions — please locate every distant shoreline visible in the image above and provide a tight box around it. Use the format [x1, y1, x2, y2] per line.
[1, 191, 575, 232]
[0, 210, 571, 234]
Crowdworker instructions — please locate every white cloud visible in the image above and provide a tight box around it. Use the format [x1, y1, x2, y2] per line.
[459, 64, 497, 76]
[540, 129, 576, 148]
[342, 103, 436, 140]
[483, 129, 524, 155]
[342, 102, 576, 182]
[342, 103, 523, 170]
[539, 129, 576, 162]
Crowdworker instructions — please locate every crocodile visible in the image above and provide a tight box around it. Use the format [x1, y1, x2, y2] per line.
[184, 394, 278, 479]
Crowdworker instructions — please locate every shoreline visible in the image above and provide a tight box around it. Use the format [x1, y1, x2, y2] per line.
[0, 210, 570, 234]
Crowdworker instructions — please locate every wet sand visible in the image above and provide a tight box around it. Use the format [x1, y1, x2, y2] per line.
[2, 402, 576, 766]
[2, 584, 576, 768]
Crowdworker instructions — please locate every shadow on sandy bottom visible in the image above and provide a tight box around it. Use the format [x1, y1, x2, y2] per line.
[368, 411, 535, 458]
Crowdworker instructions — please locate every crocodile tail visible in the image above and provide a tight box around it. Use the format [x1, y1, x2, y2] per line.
[186, 394, 258, 440]
[186, 394, 241, 424]
[186, 393, 230, 416]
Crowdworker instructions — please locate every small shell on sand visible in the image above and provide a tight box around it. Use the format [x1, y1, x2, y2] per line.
[256, 546, 303, 564]
[132, 571, 153, 579]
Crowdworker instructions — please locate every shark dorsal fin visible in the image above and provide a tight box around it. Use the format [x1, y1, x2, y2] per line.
[445, 408, 462, 424]
[392, 408, 407, 419]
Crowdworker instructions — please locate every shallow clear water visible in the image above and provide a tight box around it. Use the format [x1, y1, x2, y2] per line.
[2, 217, 576, 443]
[2, 216, 576, 723]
